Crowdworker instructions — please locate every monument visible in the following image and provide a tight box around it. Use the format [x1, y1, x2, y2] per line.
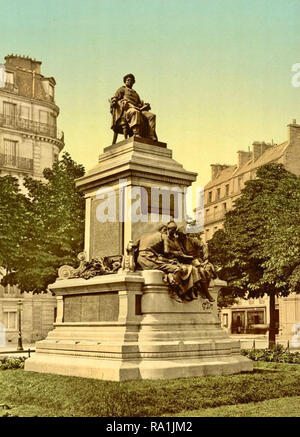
[25, 75, 252, 380]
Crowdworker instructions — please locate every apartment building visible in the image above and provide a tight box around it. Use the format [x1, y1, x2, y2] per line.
[203, 120, 300, 339]
[0, 55, 64, 344]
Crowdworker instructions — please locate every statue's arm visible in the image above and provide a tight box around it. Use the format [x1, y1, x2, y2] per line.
[111, 87, 125, 107]
[134, 91, 151, 111]
[163, 235, 183, 258]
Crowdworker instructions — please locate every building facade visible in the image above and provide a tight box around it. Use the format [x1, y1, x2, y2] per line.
[203, 120, 300, 339]
[0, 54, 64, 187]
[0, 55, 64, 344]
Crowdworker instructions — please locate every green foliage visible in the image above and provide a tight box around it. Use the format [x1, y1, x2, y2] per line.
[209, 164, 300, 297]
[0, 176, 30, 275]
[209, 163, 300, 297]
[1, 367, 300, 416]
[241, 345, 300, 364]
[0, 152, 85, 293]
[217, 287, 238, 308]
[0, 356, 25, 370]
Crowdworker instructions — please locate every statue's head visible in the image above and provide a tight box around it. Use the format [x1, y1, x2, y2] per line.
[123, 73, 135, 87]
[167, 220, 177, 236]
[177, 226, 187, 239]
[157, 224, 167, 235]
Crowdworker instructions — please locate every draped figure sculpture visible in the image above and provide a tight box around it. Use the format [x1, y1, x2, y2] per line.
[133, 222, 217, 302]
[110, 73, 158, 143]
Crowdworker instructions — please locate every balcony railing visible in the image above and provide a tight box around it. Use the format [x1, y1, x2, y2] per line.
[0, 154, 33, 171]
[0, 113, 62, 141]
[205, 210, 226, 224]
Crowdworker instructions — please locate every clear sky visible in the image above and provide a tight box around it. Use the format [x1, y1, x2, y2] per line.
[1, 0, 300, 189]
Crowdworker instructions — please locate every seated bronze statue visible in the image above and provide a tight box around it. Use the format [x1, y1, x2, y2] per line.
[110, 73, 158, 144]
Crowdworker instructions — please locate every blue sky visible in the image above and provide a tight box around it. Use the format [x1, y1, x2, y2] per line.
[1, 0, 300, 186]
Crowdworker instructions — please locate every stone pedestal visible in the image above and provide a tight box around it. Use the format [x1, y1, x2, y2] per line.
[25, 272, 253, 381]
[75, 137, 197, 259]
[25, 137, 253, 380]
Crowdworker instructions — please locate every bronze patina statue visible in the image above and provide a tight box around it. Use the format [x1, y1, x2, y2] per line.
[133, 222, 217, 303]
[110, 73, 158, 143]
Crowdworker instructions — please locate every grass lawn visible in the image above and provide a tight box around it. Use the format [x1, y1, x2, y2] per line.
[0, 362, 300, 417]
[168, 396, 300, 417]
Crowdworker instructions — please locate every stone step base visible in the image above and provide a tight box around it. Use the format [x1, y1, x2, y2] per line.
[25, 353, 253, 381]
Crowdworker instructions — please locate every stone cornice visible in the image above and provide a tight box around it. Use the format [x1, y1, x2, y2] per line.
[0, 126, 64, 150]
[0, 88, 60, 114]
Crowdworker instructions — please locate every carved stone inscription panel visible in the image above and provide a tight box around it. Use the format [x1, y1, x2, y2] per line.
[63, 292, 119, 322]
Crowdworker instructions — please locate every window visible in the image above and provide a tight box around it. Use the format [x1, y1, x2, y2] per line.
[247, 311, 264, 326]
[3, 311, 17, 330]
[225, 184, 229, 196]
[232, 311, 245, 334]
[213, 206, 218, 217]
[208, 191, 212, 203]
[5, 72, 14, 84]
[216, 188, 221, 199]
[223, 314, 228, 327]
[39, 110, 48, 124]
[3, 101, 16, 117]
[222, 203, 227, 212]
[3, 139, 18, 166]
[238, 177, 243, 190]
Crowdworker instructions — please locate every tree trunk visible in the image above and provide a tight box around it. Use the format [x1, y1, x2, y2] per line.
[269, 293, 276, 348]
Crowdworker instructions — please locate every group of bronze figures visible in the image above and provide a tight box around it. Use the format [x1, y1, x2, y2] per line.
[131, 222, 217, 302]
[60, 222, 217, 303]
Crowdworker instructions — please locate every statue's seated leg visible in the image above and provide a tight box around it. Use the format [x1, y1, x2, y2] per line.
[117, 116, 129, 139]
[121, 123, 129, 139]
[199, 280, 215, 302]
[141, 111, 158, 141]
[125, 108, 143, 137]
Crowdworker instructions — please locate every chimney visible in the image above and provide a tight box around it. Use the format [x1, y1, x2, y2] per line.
[287, 119, 300, 145]
[211, 164, 229, 180]
[5, 54, 42, 74]
[252, 141, 272, 161]
[237, 150, 252, 167]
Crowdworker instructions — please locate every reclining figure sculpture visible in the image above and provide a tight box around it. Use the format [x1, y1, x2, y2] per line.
[132, 221, 217, 303]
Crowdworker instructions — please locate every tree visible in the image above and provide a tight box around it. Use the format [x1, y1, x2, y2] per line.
[208, 163, 300, 347]
[1, 152, 85, 293]
[0, 176, 30, 277]
[217, 288, 238, 309]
